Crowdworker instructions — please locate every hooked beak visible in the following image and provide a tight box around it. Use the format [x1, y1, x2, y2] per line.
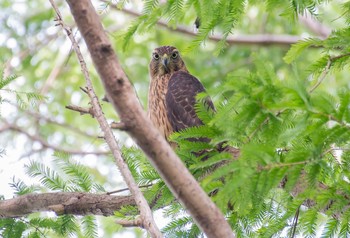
[161, 54, 169, 72]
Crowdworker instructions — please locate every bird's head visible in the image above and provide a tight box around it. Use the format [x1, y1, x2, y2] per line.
[149, 46, 188, 78]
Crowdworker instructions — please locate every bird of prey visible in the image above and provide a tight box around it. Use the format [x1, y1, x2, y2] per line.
[148, 46, 214, 142]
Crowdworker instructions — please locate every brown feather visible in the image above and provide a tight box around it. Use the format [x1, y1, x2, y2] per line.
[148, 46, 188, 140]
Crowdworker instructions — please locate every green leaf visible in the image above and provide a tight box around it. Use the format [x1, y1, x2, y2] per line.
[284, 38, 322, 64]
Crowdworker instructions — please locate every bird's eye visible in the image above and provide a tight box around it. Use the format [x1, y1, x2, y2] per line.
[171, 52, 178, 59]
[153, 53, 160, 60]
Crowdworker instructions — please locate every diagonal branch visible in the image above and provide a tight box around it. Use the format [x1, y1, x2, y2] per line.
[49, 1, 162, 237]
[0, 192, 134, 218]
[64, 0, 235, 237]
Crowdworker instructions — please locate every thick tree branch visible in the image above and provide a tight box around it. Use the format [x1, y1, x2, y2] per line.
[50, 1, 162, 237]
[64, 0, 234, 237]
[0, 192, 134, 218]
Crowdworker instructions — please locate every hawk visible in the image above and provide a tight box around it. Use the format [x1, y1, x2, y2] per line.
[148, 46, 214, 142]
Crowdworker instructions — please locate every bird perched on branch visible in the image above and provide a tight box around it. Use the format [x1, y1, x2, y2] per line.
[147, 46, 240, 159]
[147, 46, 215, 142]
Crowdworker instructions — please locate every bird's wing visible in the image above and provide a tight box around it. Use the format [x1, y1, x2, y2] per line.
[165, 71, 214, 132]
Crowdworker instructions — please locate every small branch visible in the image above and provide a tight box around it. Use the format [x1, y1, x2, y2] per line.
[246, 116, 270, 143]
[110, 121, 127, 130]
[66, 104, 95, 117]
[330, 52, 350, 61]
[107, 184, 153, 195]
[0, 192, 135, 218]
[309, 58, 332, 93]
[116, 218, 142, 227]
[80, 86, 89, 94]
[290, 205, 301, 238]
[309, 52, 350, 93]
[245, 110, 284, 143]
[327, 114, 350, 130]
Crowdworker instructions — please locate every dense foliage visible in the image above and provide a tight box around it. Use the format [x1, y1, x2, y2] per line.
[1, 0, 350, 237]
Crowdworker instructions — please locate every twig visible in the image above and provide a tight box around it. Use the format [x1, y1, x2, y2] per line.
[110, 121, 127, 130]
[116, 218, 142, 227]
[107, 184, 153, 195]
[309, 52, 350, 93]
[289, 205, 301, 238]
[66, 104, 95, 116]
[49, 1, 162, 237]
[246, 116, 270, 143]
[309, 58, 332, 93]
[80, 86, 89, 94]
[245, 110, 284, 143]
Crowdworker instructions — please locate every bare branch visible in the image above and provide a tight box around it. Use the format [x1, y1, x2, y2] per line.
[107, 184, 153, 195]
[66, 104, 95, 116]
[64, 0, 234, 237]
[110, 121, 127, 130]
[116, 218, 143, 227]
[50, 1, 162, 237]
[0, 192, 134, 218]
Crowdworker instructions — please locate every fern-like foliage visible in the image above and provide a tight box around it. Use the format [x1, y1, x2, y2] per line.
[158, 38, 350, 236]
[0, 73, 18, 90]
[9, 177, 40, 195]
[81, 215, 98, 238]
[0, 67, 47, 111]
[285, 27, 350, 78]
[0, 152, 107, 238]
